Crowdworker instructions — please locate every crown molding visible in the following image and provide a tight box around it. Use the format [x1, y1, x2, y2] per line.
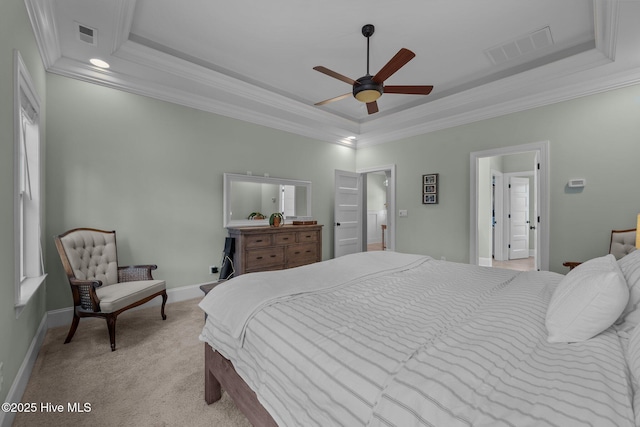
[47, 56, 360, 148]
[25, 0, 640, 150]
[113, 40, 359, 132]
[24, 0, 61, 69]
[111, 0, 137, 53]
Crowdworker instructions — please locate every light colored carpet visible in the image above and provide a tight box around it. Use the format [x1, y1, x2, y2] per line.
[13, 298, 252, 427]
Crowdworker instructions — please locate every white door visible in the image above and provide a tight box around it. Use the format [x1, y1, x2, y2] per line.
[509, 176, 530, 259]
[334, 170, 363, 258]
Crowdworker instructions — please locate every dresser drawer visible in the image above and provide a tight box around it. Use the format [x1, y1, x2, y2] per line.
[245, 234, 272, 248]
[274, 232, 296, 245]
[286, 243, 318, 268]
[245, 247, 285, 270]
[296, 230, 318, 243]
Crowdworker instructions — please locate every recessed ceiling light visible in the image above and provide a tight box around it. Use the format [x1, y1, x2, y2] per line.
[89, 58, 110, 69]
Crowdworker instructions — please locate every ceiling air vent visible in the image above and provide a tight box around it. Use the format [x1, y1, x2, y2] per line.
[486, 26, 553, 65]
[76, 23, 97, 46]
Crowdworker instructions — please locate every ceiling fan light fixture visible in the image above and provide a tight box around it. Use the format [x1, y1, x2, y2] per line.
[353, 76, 383, 103]
[355, 89, 382, 103]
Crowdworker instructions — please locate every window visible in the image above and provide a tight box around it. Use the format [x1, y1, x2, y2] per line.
[14, 50, 45, 316]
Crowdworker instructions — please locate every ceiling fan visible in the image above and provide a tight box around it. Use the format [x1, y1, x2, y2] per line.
[313, 24, 433, 115]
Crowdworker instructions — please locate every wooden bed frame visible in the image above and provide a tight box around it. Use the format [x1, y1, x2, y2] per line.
[205, 343, 278, 426]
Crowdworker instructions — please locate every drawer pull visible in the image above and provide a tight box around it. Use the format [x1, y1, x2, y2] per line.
[255, 239, 263, 243]
[257, 256, 263, 260]
[305, 235, 311, 238]
[282, 237, 289, 240]
[270, 254, 276, 258]
[294, 251, 300, 255]
[306, 250, 312, 253]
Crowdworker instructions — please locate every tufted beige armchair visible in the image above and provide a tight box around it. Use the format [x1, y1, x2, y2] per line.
[54, 228, 167, 351]
[563, 228, 637, 271]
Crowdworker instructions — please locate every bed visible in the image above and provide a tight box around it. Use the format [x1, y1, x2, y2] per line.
[199, 250, 640, 426]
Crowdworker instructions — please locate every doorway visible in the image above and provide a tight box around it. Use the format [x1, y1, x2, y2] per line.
[365, 171, 389, 251]
[334, 165, 396, 258]
[358, 164, 396, 253]
[470, 142, 549, 271]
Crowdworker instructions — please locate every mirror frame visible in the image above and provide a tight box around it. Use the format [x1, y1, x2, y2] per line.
[223, 173, 312, 228]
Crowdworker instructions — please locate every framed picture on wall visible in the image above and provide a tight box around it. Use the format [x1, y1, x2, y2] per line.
[422, 173, 439, 204]
[424, 184, 436, 194]
[423, 174, 437, 185]
[423, 194, 437, 204]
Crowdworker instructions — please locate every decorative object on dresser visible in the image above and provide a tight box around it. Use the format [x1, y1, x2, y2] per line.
[227, 224, 322, 275]
[248, 212, 265, 220]
[268, 212, 284, 227]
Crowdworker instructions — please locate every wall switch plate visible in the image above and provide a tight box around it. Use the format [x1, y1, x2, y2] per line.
[399, 209, 408, 217]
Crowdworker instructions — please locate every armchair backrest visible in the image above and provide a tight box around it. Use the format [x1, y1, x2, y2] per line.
[610, 228, 637, 260]
[55, 228, 119, 286]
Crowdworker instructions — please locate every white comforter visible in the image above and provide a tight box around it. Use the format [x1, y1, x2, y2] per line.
[199, 252, 635, 427]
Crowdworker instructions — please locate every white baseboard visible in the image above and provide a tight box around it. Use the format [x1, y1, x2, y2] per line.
[1, 281, 208, 427]
[478, 257, 493, 267]
[0, 313, 48, 427]
[47, 282, 205, 328]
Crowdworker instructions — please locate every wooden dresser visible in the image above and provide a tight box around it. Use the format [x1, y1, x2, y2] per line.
[227, 224, 323, 275]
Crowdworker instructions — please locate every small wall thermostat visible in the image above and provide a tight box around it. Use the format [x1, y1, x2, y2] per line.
[568, 178, 586, 188]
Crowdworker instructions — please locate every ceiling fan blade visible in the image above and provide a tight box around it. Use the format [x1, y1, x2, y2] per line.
[315, 93, 352, 106]
[366, 101, 379, 115]
[313, 66, 359, 86]
[384, 85, 434, 95]
[372, 48, 416, 84]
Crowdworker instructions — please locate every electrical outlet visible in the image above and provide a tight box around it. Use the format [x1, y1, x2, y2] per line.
[209, 265, 218, 275]
[399, 209, 408, 217]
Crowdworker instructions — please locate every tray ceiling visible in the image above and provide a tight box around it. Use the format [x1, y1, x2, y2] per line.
[25, 0, 640, 147]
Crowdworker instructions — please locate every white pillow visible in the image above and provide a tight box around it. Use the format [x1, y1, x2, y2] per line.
[546, 254, 629, 343]
[617, 249, 640, 327]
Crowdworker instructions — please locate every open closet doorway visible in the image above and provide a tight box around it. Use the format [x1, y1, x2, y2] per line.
[470, 142, 549, 271]
[358, 164, 396, 252]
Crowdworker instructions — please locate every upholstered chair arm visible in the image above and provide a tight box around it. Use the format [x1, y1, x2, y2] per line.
[118, 264, 158, 282]
[562, 261, 582, 271]
[69, 277, 102, 312]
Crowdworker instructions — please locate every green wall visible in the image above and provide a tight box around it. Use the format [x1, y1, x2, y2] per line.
[0, 0, 48, 406]
[45, 74, 356, 311]
[357, 83, 640, 271]
[3, 0, 640, 408]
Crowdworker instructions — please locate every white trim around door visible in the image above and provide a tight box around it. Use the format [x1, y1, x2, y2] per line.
[470, 141, 549, 271]
[357, 164, 396, 252]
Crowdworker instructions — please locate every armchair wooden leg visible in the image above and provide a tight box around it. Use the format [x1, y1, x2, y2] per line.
[106, 314, 117, 351]
[160, 290, 168, 320]
[64, 311, 80, 344]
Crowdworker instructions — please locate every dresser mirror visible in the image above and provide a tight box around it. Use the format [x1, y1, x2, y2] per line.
[223, 173, 312, 227]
